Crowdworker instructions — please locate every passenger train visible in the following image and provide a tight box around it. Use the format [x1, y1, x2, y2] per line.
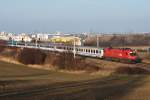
[9, 42, 142, 63]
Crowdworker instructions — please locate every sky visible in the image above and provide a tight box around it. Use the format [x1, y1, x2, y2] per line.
[0, 0, 150, 33]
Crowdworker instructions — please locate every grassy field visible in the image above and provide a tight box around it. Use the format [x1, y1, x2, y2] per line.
[0, 61, 103, 81]
[0, 61, 150, 100]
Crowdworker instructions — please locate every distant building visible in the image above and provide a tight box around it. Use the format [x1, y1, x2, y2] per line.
[0, 35, 9, 40]
[13, 33, 32, 42]
[0, 32, 9, 40]
[36, 33, 49, 41]
[49, 36, 81, 46]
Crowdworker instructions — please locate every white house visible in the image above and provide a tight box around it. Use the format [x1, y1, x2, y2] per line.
[13, 33, 32, 42]
[36, 33, 49, 41]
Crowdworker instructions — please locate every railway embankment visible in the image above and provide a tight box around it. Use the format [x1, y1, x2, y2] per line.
[0, 46, 101, 72]
[0, 45, 150, 75]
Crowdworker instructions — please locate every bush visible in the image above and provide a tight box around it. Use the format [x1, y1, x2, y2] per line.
[53, 52, 80, 70]
[0, 46, 19, 58]
[0, 46, 5, 53]
[0, 46, 101, 72]
[53, 52, 100, 71]
[17, 48, 46, 65]
[84, 34, 150, 47]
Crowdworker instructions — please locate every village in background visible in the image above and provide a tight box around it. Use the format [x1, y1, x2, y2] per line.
[0, 31, 150, 47]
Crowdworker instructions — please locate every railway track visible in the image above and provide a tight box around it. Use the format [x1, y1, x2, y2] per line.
[0, 77, 121, 99]
[0, 75, 145, 100]
[0, 62, 149, 99]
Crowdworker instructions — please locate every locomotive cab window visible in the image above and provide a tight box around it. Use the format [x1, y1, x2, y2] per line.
[130, 52, 137, 56]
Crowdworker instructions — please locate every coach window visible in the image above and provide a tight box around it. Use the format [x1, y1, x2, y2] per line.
[93, 50, 95, 53]
[91, 50, 94, 53]
[79, 49, 81, 51]
[96, 50, 98, 53]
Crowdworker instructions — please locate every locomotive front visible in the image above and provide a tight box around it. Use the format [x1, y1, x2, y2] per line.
[128, 51, 142, 63]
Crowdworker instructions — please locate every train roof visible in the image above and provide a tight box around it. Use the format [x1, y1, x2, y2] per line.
[104, 47, 134, 51]
[38, 42, 103, 49]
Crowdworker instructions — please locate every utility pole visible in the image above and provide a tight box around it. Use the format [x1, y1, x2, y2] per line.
[97, 35, 99, 48]
[35, 38, 37, 48]
[73, 36, 76, 58]
[11, 38, 13, 46]
[25, 38, 27, 47]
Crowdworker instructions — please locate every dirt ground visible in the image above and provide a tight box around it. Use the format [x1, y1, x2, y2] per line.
[0, 61, 150, 100]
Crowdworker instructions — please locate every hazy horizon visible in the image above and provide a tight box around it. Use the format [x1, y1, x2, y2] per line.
[0, 0, 150, 33]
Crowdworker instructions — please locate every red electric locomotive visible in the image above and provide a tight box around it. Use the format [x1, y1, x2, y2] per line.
[103, 47, 141, 63]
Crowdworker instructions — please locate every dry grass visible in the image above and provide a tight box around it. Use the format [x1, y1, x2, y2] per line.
[0, 61, 105, 82]
[115, 66, 150, 75]
[0, 59, 150, 100]
[0, 56, 21, 65]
